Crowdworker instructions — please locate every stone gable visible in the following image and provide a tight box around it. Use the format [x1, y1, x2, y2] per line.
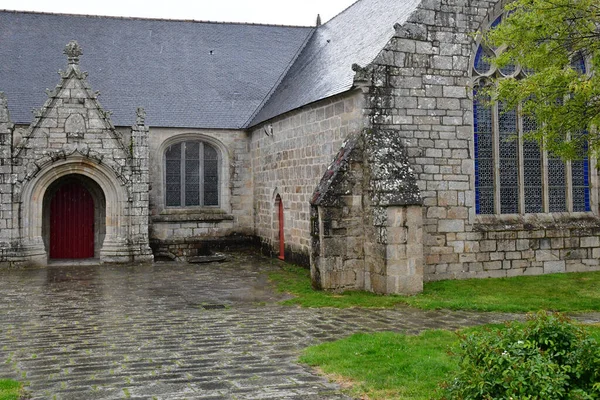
[0, 41, 152, 266]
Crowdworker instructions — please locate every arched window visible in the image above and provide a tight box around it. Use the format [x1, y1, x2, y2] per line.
[473, 15, 590, 215]
[165, 141, 219, 207]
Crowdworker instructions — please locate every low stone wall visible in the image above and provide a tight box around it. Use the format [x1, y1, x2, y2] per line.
[425, 214, 600, 281]
[150, 235, 257, 261]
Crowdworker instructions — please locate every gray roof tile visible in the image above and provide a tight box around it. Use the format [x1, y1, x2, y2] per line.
[250, 0, 421, 126]
[0, 11, 312, 128]
[0, 0, 421, 130]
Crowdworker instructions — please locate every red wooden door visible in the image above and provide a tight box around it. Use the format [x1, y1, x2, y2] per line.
[50, 182, 95, 259]
[278, 197, 284, 260]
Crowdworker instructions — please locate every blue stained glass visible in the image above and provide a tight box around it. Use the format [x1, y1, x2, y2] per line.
[491, 15, 502, 28]
[572, 139, 590, 212]
[472, 14, 589, 216]
[571, 52, 586, 74]
[523, 115, 542, 213]
[474, 89, 494, 214]
[500, 63, 517, 76]
[548, 156, 567, 212]
[498, 102, 519, 214]
[474, 46, 491, 74]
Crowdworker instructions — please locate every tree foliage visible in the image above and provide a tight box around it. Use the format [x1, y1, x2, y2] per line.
[481, 0, 600, 159]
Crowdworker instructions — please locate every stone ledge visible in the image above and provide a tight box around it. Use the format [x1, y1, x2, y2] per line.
[474, 212, 600, 232]
[152, 209, 234, 223]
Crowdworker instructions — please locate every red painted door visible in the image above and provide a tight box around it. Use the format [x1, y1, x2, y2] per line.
[50, 182, 95, 259]
[278, 197, 284, 260]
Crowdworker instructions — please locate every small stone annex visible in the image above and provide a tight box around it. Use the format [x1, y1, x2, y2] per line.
[0, 0, 598, 295]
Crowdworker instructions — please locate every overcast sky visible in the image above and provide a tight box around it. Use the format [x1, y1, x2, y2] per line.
[0, 0, 358, 26]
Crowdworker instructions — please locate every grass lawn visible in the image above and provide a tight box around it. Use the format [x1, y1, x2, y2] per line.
[269, 264, 600, 312]
[300, 330, 458, 400]
[300, 324, 600, 400]
[0, 379, 23, 400]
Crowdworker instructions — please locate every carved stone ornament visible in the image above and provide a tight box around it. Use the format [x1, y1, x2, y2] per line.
[351, 63, 371, 84]
[64, 40, 83, 65]
[136, 107, 146, 126]
[0, 92, 7, 108]
[65, 114, 86, 138]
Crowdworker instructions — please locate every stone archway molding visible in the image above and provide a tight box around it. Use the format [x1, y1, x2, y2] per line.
[20, 156, 130, 266]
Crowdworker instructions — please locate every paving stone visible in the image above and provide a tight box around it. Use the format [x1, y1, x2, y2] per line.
[0, 251, 597, 399]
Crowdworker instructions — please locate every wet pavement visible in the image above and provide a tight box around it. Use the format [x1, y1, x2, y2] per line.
[0, 252, 596, 399]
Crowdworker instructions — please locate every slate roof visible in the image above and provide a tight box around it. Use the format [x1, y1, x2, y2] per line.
[250, 0, 421, 126]
[0, 11, 313, 128]
[0, 0, 422, 129]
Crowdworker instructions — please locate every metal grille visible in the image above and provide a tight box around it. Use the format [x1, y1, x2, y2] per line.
[572, 139, 590, 212]
[204, 145, 219, 206]
[474, 91, 495, 214]
[498, 102, 518, 214]
[165, 141, 219, 207]
[185, 142, 201, 206]
[165, 143, 182, 206]
[548, 157, 567, 212]
[523, 115, 542, 213]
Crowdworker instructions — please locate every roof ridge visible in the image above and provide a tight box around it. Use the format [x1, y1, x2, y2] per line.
[243, 27, 317, 128]
[0, 9, 313, 28]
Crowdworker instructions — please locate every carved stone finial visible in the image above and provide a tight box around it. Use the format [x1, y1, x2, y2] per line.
[64, 40, 83, 65]
[0, 92, 7, 108]
[136, 107, 146, 125]
[316, 14, 322, 27]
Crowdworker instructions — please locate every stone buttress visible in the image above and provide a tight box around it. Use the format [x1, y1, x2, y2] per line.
[310, 65, 424, 295]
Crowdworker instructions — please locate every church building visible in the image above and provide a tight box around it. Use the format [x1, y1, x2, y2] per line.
[1, 0, 598, 295]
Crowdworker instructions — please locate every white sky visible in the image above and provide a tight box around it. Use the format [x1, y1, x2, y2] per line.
[0, 0, 358, 26]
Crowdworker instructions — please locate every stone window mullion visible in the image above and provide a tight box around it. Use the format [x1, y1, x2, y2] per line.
[541, 146, 549, 213]
[567, 160, 574, 212]
[517, 104, 525, 213]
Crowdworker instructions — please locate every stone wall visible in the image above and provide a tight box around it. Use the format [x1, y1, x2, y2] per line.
[432, 214, 600, 280]
[250, 90, 365, 265]
[0, 93, 14, 255]
[361, 0, 600, 281]
[147, 127, 253, 260]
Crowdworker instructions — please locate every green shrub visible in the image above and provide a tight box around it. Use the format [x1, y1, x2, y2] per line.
[440, 312, 600, 399]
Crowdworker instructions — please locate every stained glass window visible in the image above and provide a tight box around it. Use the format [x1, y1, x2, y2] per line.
[473, 17, 590, 215]
[165, 143, 182, 207]
[523, 115, 543, 213]
[474, 89, 494, 214]
[165, 141, 220, 207]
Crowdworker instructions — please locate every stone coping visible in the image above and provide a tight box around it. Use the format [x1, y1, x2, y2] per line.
[474, 212, 600, 232]
[152, 209, 234, 223]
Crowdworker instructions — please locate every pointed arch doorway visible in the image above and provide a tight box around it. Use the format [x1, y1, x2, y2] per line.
[43, 175, 106, 259]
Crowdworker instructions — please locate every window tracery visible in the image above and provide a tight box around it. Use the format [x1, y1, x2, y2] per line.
[473, 14, 590, 215]
[165, 141, 219, 207]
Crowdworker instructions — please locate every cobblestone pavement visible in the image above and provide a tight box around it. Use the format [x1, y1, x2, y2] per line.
[0, 252, 596, 399]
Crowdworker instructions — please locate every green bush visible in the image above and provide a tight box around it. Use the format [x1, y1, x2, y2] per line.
[440, 312, 600, 399]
